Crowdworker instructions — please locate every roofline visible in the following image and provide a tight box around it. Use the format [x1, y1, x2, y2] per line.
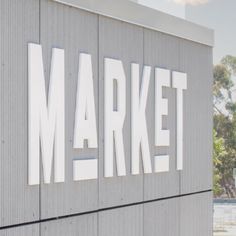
[52, 0, 214, 47]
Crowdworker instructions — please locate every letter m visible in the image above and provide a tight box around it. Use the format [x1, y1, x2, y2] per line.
[28, 43, 65, 185]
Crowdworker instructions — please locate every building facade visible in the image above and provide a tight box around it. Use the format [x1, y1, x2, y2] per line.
[0, 0, 213, 235]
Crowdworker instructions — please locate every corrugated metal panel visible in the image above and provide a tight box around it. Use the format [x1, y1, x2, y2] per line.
[180, 192, 213, 236]
[41, 213, 97, 236]
[52, 0, 214, 47]
[143, 29, 180, 200]
[0, 0, 40, 227]
[39, 0, 99, 219]
[179, 39, 213, 194]
[0, 0, 213, 234]
[98, 16, 144, 208]
[143, 192, 213, 236]
[0, 224, 39, 236]
[98, 205, 143, 236]
[144, 198, 180, 236]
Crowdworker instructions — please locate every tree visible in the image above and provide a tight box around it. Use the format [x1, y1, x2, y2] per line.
[213, 130, 224, 197]
[213, 55, 236, 198]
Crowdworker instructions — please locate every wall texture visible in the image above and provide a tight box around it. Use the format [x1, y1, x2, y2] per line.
[0, 0, 213, 235]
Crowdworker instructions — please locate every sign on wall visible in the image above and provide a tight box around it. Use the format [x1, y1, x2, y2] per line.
[28, 43, 187, 186]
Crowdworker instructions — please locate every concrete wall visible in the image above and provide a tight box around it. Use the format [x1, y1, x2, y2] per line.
[0, 0, 213, 235]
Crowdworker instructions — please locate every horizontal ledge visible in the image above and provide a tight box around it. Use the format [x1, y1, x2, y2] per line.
[0, 189, 212, 230]
[52, 0, 214, 47]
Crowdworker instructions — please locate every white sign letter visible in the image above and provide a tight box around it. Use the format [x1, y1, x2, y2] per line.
[131, 64, 152, 174]
[73, 53, 98, 181]
[28, 43, 65, 185]
[73, 53, 98, 149]
[104, 58, 126, 177]
[172, 71, 187, 170]
[155, 68, 170, 147]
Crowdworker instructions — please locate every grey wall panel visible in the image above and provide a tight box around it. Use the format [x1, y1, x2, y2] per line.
[98, 16, 144, 208]
[144, 198, 180, 236]
[41, 213, 97, 236]
[0, 0, 40, 227]
[143, 192, 213, 236]
[52, 0, 214, 47]
[40, 0, 99, 219]
[180, 192, 213, 236]
[143, 29, 180, 200]
[0, 0, 213, 234]
[99, 205, 143, 236]
[179, 39, 213, 194]
[0, 224, 39, 236]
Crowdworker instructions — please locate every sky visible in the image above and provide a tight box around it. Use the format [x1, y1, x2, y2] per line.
[136, 0, 185, 18]
[132, 0, 210, 18]
[186, 0, 236, 64]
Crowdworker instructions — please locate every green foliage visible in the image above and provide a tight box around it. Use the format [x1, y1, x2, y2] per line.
[221, 55, 236, 75]
[213, 55, 236, 198]
[213, 130, 224, 196]
[213, 64, 232, 104]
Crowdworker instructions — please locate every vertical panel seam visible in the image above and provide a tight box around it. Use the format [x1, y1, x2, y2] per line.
[97, 13, 100, 236]
[178, 37, 181, 236]
[142, 26, 145, 236]
[39, 0, 41, 236]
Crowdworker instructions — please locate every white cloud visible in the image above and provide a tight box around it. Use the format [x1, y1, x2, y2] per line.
[173, 0, 208, 5]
